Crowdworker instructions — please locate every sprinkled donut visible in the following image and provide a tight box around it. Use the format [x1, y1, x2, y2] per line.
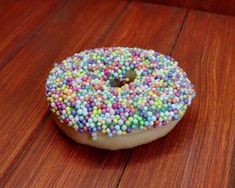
[46, 47, 195, 150]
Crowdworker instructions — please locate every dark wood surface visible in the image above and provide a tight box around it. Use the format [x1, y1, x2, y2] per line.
[0, 0, 67, 69]
[0, 0, 234, 187]
[139, 0, 235, 16]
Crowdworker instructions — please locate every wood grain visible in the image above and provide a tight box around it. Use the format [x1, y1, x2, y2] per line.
[231, 99, 235, 186]
[138, 0, 235, 16]
[118, 10, 235, 188]
[0, 0, 128, 182]
[102, 2, 186, 52]
[0, 0, 67, 69]
[2, 2, 187, 187]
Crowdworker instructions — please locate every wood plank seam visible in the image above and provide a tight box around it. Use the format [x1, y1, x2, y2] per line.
[170, 9, 189, 55]
[0, 0, 68, 71]
[116, 9, 189, 187]
[135, 0, 235, 16]
[167, 12, 209, 187]
[155, 11, 234, 187]
[116, 150, 134, 188]
[0, 1, 131, 185]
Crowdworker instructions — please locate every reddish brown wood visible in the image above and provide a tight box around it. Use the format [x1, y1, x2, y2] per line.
[0, 0, 68, 69]
[0, 0, 128, 182]
[2, 2, 187, 187]
[231, 100, 235, 186]
[0, 0, 60, 39]
[137, 0, 235, 16]
[3, 119, 131, 188]
[119, 11, 235, 188]
[0, 0, 31, 29]
[102, 2, 186, 53]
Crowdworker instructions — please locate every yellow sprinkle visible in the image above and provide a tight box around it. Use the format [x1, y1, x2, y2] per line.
[148, 91, 153, 95]
[102, 130, 106, 134]
[113, 119, 118, 123]
[92, 110, 97, 115]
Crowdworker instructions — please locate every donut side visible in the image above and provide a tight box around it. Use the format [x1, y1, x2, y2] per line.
[54, 115, 182, 150]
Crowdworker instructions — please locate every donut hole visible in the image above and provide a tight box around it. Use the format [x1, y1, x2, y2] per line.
[110, 70, 137, 87]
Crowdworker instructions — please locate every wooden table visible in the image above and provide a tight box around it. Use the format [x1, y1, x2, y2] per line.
[0, 0, 234, 187]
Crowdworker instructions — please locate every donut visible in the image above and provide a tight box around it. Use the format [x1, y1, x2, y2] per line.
[46, 47, 196, 150]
